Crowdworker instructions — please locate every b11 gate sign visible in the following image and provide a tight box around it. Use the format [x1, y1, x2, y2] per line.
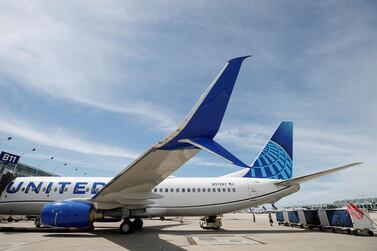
[0, 151, 20, 164]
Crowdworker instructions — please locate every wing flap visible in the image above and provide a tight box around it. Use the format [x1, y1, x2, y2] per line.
[94, 148, 198, 202]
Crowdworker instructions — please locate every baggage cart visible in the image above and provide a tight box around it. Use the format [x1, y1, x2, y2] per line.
[298, 209, 322, 230]
[288, 210, 301, 227]
[275, 211, 284, 225]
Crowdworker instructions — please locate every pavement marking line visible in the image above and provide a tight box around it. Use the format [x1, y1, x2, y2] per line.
[191, 236, 261, 246]
[242, 236, 266, 244]
[186, 236, 198, 245]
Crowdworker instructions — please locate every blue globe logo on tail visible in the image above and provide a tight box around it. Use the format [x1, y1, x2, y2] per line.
[244, 121, 293, 180]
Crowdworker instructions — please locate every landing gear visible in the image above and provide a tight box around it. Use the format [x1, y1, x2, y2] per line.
[34, 218, 41, 228]
[133, 218, 143, 231]
[119, 219, 134, 234]
[200, 216, 222, 229]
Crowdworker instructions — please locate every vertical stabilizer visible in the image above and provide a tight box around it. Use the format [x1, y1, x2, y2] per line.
[243, 121, 293, 179]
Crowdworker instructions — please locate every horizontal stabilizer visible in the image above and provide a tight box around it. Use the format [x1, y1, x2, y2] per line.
[275, 162, 362, 186]
[180, 138, 249, 168]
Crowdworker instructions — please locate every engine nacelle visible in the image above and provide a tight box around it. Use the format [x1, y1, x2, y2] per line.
[40, 201, 102, 228]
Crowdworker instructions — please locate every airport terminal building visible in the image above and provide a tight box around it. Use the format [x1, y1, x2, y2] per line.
[0, 161, 55, 177]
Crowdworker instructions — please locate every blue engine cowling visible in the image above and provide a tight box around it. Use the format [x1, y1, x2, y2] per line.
[40, 201, 95, 228]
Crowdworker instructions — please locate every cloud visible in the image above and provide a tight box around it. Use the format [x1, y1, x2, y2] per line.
[0, 1, 180, 131]
[0, 114, 139, 159]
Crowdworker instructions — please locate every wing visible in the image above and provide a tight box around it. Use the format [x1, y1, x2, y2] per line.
[92, 56, 250, 208]
[275, 162, 362, 187]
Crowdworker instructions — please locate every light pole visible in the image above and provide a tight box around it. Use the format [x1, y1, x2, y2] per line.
[13, 148, 36, 173]
[36, 156, 54, 175]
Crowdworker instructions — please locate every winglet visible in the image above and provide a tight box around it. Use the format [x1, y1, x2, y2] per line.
[156, 56, 250, 166]
[158, 56, 250, 151]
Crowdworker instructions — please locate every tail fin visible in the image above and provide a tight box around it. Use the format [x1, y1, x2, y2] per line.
[243, 121, 293, 179]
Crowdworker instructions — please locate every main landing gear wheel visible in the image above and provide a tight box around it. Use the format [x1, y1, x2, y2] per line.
[119, 219, 134, 234]
[133, 218, 143, 231]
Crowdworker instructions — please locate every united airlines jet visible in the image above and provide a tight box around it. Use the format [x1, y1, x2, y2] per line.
[0, 56, 361, 234]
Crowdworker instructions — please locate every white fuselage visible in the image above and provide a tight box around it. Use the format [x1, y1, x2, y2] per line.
[0, 176, 299, 217]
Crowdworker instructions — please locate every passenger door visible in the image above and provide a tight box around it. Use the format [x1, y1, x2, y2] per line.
[248, 181, 257, 200]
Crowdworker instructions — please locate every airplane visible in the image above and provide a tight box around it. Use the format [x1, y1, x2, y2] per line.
[0, 56, 361, 234]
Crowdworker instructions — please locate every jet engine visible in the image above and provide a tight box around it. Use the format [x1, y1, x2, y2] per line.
[40, 201, 102, 228]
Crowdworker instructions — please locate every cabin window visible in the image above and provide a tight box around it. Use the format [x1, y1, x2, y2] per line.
[192, 188, 196, 192]
[65, 188, 68, 192]
[159, 188, 163, 193]
[153, 188, 157, 192]
[232, 188, 236, 192]
[222, 188, 226, 192]
[217, 188, 221, 192]
[182, 188, 185, 192]
[165, 188, 168, 193]
[187, 188, 191, 192]
[197, 188, 201, 192]
[170, 188, 174, 192]
[212, 188, 216, 192]
[176, 188, 179, 192]
[202, 188, 206, 192]
[207, 188, 211, 192]
[227, 188, 231, 192]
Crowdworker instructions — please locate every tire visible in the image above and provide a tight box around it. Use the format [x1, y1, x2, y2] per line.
[119, 220, 134, 234]
[133, 218, 143, 231]
[368, 230, 374, 237]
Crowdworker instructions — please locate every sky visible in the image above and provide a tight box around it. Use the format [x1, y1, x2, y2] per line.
[0, 0, 376, 206]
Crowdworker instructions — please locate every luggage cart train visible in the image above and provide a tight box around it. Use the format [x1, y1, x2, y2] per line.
[276, 208, 375, 236]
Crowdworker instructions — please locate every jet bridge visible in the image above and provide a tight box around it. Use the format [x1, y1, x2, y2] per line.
[0, 169, 16, 196]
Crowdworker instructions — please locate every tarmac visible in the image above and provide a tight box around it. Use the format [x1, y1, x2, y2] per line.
[0, 213, 376, 251]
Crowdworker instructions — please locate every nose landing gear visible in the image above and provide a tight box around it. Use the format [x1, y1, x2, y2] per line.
[200, 216, 222, 229]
